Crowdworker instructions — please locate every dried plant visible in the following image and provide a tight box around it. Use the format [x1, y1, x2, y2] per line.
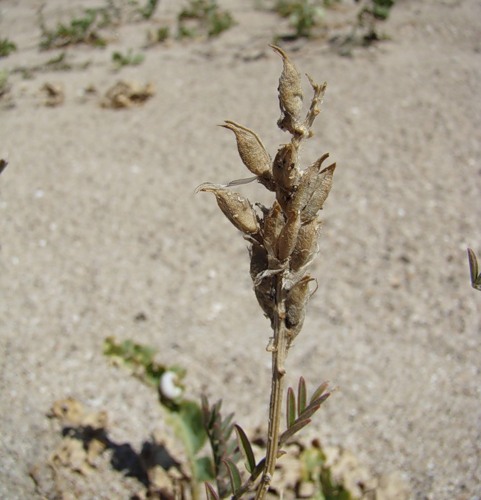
[197, 45, 336, 499]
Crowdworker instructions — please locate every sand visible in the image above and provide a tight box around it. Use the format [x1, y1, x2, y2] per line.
[0, 0, 480, 498]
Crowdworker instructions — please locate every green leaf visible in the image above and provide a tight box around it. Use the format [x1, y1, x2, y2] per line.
[302, 400, 321, 419]
[234, 424, 256, 473]
[310, 381, 329, 404]
[287, 386, 296, 428]
[279, 418, 311, 446]
[310, 392, 330, 408]
[223, 458, 242, 494]
[298, 376, 307, 415]
[221, 412, 235, 437]
[103, 336, 167, 388]
[250, 457, 266, 482]
[205, 482, 220, 500]
[195, 456, 215, 482]
[178, 401, 207, 454]
[168, 402, 205, 449]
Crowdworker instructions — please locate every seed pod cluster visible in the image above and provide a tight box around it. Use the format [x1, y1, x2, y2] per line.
[198, 46, 336, 348]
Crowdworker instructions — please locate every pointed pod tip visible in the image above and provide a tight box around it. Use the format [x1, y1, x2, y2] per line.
[269, 44, 287, 59]
[320, 162, 336, 174]
[194, 182, 218, 195]
[219, 121, 238, 133]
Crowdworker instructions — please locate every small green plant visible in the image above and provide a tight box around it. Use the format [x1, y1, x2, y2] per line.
[104, 337, 216, 499]
[274, 0, 325, 39]
[0, 38, 17, 58]
[104, 337, 353, 499]
[355, 0, 395, 43]
[330, 0, 396, 55]
[146, 25, 170, 45]
[177, 0, 235, 39]
[112, 49, 145, 68]
[137, 0, 160, 19]
[44, 51, 72, 71]
[467, 248, 481, 291]
[38, 5, 115, 49]
[357, 0, 395, 21]
[300, 443, 352, 500]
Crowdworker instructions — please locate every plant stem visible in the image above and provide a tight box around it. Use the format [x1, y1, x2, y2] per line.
[255, 272, 289, 500]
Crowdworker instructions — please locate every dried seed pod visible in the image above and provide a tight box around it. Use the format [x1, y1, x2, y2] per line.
[255, 275, 276, 325]
[285, 276, 314, 341]
[250, 242, 269, 280]
[290, 219, 322, 272]
[197, 183, 259, 235]
[290, 153, 329, 207]
[271, 45, 303, 119]
[277, 210, 301, 262]
[250, 244, 275, 323]
[221, 121, 272, 182]
[262, 201, 285, 256]
[289, 153, 333, 220]
[272, 143, 301, 191]
[300, 163, 336, 223]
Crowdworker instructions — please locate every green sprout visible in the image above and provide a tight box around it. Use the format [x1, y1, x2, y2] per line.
[177, 0, 235, 39]
[112, 49, 145, 68]
[0, 38, 17, 58]
[38, 6, 113, 49]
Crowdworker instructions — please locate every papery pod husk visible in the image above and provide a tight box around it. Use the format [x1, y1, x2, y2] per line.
[250, 243, 275, 323]
[290, 153, 329, 211]
[275, 185, 292, 215]
[272, 143, 301, 192]
[197, 184, 260, 235]
[288, 153, 331, 218]
[300, 162, 336, 224]
[221, 121, 273, 188]
[262, 200, 285, 256]
[254, 277, 276, 325]
[285, 276, 314, 342]
[290, 219, 322, 272]
[276, 210, 301, 262]
[271, 45, 303, 131]
[250, 243, 269, 281]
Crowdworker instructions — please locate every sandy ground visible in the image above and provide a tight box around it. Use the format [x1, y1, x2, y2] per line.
[1, 0, 480, 498]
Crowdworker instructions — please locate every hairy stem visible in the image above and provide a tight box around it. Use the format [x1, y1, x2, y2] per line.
[255, 272, 289, 499]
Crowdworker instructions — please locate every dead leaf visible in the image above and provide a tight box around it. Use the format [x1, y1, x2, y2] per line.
[41, 82, 64, 107]
[101, 80, 155, 109]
